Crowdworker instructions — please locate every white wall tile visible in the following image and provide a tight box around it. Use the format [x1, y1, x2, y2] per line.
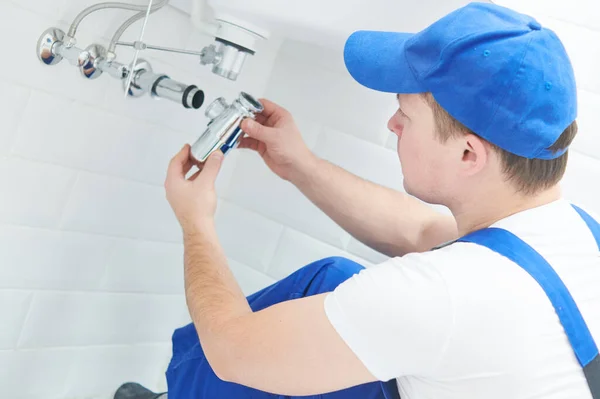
[292, 113, 323, 151]
[0, 81, 30, 154]
[0, 157, 77, 228]
[215, 201, 284, 272]
[0, 348, 74, 399]
[267, 228, 372, 281]
[264, 47, 398, 146]
[12, 90, 187, 186]
[100, 238, 184, 294]
[313, 127, 404, 191]
[5, 0, 67, 20]
[0, 226, 113, 290]
[0, 291, 32, 350]
[59, 172, 181, 242]
[224, 151, 352, 248]
[262, 55, 344, 122]
[64, 344, 172, 399]
[571, 89, 600, 160]
[494, 0, 599, 31]
[18, 292, 189, 348]
[228, 259, 277, 296]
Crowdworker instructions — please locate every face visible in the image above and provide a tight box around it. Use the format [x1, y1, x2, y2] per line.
[387, 94, 465, 205]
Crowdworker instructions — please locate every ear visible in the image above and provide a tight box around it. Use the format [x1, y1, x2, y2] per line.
[460, 133, 490, 176]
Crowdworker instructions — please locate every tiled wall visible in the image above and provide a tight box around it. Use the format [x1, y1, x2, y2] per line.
[1, 0, 598, 398]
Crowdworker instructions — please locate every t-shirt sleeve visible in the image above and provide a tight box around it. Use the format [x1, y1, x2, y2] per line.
[324, 253, 454, 381]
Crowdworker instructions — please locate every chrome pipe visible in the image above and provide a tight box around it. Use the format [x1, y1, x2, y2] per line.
[115, 41, 205, 57]
[108, 0, 169, 54]
[190, 92, 264, 163]
[127, 64, 205, 109]
[153, 77, 205, 109]
[68, 0, 169, 38]
[54, 42, 87, 66]
[96, 58, 128, 79]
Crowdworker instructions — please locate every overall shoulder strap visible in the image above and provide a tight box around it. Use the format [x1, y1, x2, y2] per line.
[571, 204, 600, 250]
[458, 226, 600, 399]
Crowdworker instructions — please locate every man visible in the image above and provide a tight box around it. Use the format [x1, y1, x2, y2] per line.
[115, 2, 600, 399]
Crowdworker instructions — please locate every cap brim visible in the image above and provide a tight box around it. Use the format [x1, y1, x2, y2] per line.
[344, 30, 424, 93]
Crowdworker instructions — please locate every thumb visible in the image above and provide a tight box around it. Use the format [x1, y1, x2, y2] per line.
[242, 118, 275, 144]
[196, 150, 224, 185]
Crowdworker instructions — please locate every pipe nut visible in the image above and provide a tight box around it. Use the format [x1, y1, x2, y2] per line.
[200, 44, 221, 66]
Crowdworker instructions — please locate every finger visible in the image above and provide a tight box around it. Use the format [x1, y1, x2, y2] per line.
[254, 113, 268, 125]
[240, 118, 277, 144]
[166, 144, 192, 183]
[237, 137, 261, 151]
[193, 150, 224, 186]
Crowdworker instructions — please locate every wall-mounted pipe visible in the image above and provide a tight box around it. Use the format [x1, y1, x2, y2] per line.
[36, 29, 205, 110]
[108, 0, 170, 55]
[125, 60, 205, 109]
[67, 0, 169, 39]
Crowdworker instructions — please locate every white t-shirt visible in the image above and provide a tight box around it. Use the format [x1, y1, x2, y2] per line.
[324, 199, 600, 399]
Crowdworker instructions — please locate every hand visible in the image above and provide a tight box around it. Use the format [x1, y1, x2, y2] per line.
[164, 144, 224, 233]
[239, 98, 316, 182]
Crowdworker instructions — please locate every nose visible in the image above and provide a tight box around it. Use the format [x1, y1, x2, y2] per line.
[388, 116, 403, 138]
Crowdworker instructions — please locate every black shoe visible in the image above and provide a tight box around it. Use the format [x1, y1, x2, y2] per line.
[114, 382, 166, 399]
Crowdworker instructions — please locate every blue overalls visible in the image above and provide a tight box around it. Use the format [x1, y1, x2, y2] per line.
[165, 204, 599, 399]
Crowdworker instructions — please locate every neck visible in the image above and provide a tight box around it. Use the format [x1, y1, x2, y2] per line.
[449, 184, 563, 238]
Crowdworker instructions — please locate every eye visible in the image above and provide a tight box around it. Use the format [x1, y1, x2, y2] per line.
[397, 108, 408, 119]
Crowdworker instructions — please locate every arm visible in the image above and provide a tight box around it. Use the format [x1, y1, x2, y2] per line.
[185, 224, 377, 395]
[164, 147, 377, 395]
[291, 154, 458, 256]
[239, 99, 458, 257]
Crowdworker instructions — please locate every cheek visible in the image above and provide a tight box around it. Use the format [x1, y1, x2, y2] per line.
[398, 132, 444, 179]
[397, 127, 420, 161]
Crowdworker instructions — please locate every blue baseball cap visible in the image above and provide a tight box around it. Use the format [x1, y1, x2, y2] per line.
[344, 2, 577, 160]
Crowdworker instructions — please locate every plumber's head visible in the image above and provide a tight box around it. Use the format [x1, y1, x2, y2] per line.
[344, 2, 578, 209]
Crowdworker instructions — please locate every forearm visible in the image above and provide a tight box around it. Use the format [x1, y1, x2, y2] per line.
[182, 222, 251, 374]
[290, 155, 458, 256]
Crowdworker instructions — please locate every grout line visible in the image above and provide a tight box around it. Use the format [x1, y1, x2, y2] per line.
[56, 171, 81, 230]
[0, 286, 186, 297]
[318, 122, 399, 152]
[262, 226, 287, 275]
[218, 192, 353, 252]
[7, 87, 33, 156]
[13, 291, 35, 350]
[3, 0, 62, 21]
[3, 341, 173, 353]
[7, 152, 164, 188]
[0, 221, 183, 247]
[0, 75, 195, 138]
